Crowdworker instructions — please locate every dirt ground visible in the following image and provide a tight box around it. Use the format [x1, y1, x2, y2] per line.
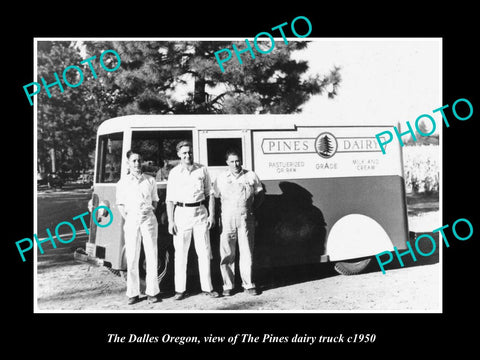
[35, 189, 440, 312]
[36, 256, 440, 312]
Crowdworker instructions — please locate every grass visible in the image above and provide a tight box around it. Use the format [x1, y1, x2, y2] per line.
[403, 145, 439, 194]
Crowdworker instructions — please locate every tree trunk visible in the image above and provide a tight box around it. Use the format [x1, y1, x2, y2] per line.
[193, 75, 206, 113]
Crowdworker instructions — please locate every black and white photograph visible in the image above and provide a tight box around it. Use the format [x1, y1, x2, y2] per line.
[32, 38, 442, 312]
[6, 6, 479, 353]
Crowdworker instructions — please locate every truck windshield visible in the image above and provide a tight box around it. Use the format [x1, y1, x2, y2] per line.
[96, 132, 123, 183]
[131, 130, 193, 182]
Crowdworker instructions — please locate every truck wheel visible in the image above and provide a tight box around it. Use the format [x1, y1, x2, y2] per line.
[334, 258, 371, 275]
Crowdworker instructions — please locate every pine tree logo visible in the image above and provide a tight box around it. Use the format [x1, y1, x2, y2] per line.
[315, 132, 338, 158]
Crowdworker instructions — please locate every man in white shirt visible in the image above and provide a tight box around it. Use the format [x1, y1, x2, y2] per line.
[213, 149, 264, 296]
[166, 140, 220, 300]
[116, 149, 160, 305]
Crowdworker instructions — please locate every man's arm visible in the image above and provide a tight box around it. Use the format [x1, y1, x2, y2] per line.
[150, 178, 159, 211]
[166, 201, 177, 235]
[207, 195, 215, 229]
[117, 204, 127, 220]
[253, 189, 265, 211]
[116, 179, 127, 219]
[252, 173, 265, 210]
[165, 168, 177, 235]
[204, 168, 216, 229]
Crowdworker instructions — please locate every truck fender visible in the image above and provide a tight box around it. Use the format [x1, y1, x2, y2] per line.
[326, 214, 394, 261]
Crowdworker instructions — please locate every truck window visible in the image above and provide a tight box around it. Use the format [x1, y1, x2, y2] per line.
[207, 138, 243, 166]
[131, 130, 193, 182]
[96, 132, 123, 183]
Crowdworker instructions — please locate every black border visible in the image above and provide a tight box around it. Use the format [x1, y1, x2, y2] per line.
[6, 5, 479, 354]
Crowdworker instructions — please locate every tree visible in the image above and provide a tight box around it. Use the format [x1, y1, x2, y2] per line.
[37, 41, 99, 174]
[37, 40, 342, 174]
[318, 135, 334, 156]
[83, 40, 341, 115]
[404, 118, 439, 146]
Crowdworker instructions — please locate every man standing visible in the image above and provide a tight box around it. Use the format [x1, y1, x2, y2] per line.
[213, 149, 264, 296]
[166, 140, 220, 300]
[116, 149, 161, 305]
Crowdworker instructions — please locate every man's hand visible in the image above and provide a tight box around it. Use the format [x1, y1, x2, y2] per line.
[166, 201, 176, 234]
[168, 221, 177, 236]
[207, 215, 216, 230]
[118, 205, 127, 220]
[160, 211, 168, 225]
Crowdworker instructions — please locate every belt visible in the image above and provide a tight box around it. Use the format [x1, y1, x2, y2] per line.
[175, 201, 205, 207]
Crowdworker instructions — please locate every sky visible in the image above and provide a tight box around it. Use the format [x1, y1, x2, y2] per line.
[172, 37, 442, 130]
[291, 38, 442, 128]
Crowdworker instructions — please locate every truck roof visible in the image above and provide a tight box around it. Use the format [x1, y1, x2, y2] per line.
[97, 114, 397, 134]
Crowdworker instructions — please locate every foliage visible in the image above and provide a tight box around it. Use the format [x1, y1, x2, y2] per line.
[404, 119, 439, 145]
[83, 40, 341, 115]
[37, 41, 99, 173]
[403, 145, 439, 193]
[37, 40, 341, 173]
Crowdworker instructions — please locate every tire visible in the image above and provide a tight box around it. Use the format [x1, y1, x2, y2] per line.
[334, 258, 371, 275]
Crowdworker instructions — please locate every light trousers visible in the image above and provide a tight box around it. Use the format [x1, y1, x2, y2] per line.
[220, 211, 255, 290]
[124, 212, 160, 297]
[173, 205, 213, 293]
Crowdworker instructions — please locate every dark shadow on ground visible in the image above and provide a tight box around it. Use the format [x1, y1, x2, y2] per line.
[250, 231, 440, 293]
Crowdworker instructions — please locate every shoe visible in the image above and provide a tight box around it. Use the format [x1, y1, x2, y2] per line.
[147, 295, 161, 303]
[223, 289, 233, 297]
[127, 296, 140, 305]
[205, 291, 220, 298]
[174, 292, 186, 301]
[246, 288, 259, 296]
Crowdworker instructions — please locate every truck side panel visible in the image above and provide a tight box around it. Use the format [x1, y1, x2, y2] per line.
[253, 175, 408, 268]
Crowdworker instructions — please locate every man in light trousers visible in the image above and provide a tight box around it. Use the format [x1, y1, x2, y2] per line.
[116, 149, 161, 305]
[213, 149, 264, 296]
[166, 140, 220, 300]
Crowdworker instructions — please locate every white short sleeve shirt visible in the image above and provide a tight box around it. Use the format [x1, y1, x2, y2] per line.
[213, 169, 263, 206]
[116, 173, 159, 214]
[166, 163, 214, 203]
